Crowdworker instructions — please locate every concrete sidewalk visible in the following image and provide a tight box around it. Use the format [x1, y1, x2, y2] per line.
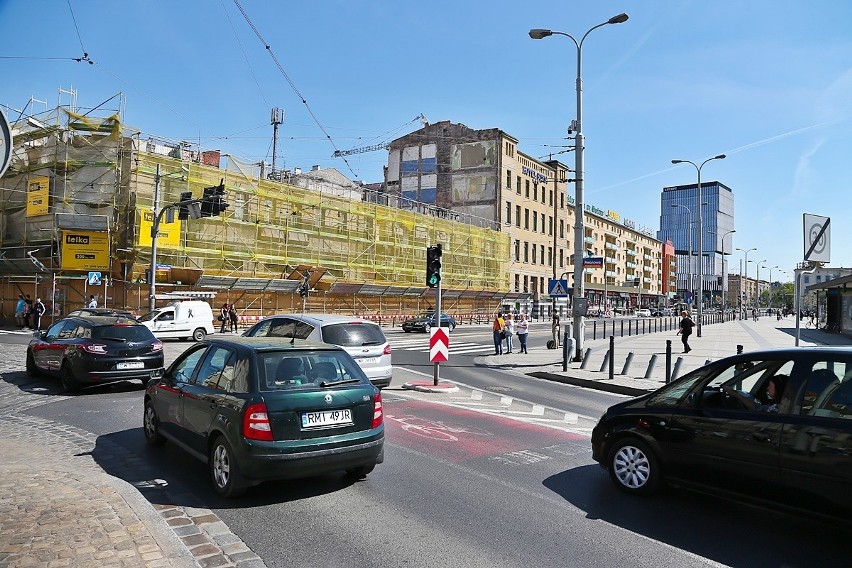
[474, 316, 852, 396]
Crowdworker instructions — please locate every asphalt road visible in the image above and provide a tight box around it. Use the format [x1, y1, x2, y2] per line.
[2, 330, 851, 567]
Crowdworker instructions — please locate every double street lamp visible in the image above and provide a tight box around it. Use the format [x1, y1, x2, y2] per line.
[671, 154, 726, 337]
[530, 12, 629, 360]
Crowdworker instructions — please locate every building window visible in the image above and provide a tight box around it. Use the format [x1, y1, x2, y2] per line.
[559, 220, 564, 239]
[514, 240, 520, 262]
[532, 213, 537, 232]
[541, 213, 546, 233]
[515, 205, 521, 227]
[514, 274, 520, 292]
[542, 187, 546, 204]
[560, 193, 564, 209]
[524, 209, 529, 230]
[533, 184, 538, 202]
[559, 249, 564, 268]
[532, 245, 537, 264]
[516, 176, 521, 194]
[506, 169, 512, 188]
[505, 202, 511, 224]
[525, 180, 530, 198]
[549, 189, 553, 207]
[548, 247, 552, 267]
[523, 274, 529, 292]
[540, 245, 545, 265]
[524, 242, 529, 263]
[548, 216, 553, 236]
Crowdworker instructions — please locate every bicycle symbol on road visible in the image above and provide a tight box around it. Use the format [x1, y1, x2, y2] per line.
[385, 414, 492, 442]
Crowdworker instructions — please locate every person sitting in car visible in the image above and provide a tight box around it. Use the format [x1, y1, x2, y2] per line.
[724, 374, 788, 413]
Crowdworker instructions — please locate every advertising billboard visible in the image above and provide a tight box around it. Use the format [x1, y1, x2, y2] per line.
[137, 208, 181, 247]
[60, 230, 110, 271]
[26, 176, 50, 216]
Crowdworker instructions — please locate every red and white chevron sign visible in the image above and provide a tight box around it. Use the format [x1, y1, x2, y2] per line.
[429, 327, 449, 363]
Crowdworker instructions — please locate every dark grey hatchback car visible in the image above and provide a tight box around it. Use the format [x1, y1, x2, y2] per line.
[143, 337, 384, 497]
[27, 315, 164, 392]
[592, 347, 852, 521]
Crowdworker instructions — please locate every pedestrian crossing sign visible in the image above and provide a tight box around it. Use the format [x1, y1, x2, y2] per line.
[88, 272, 102, 286]
[548, 279, 569, 297]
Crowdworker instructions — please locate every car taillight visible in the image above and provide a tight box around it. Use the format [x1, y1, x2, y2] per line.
[383, 344, 392, 355]
[243, 402, 273, 441]
[78, 343, 108, 355]
[151, 340, 163, 352]
[371, 393, 383, 428]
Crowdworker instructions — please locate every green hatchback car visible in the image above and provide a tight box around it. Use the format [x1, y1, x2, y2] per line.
[143, 337, 384, 497]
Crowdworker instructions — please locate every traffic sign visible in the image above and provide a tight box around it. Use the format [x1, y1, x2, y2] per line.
[583, 256, 604, 267]
[548, 279, 569, 297]
[87, 271, 102, 286]
[803, 213, 830, 263]
[429, 327, 449, 363]
[0, 108, 12, 178]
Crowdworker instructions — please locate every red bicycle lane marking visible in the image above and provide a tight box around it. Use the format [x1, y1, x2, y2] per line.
[384, 399, 586, 464]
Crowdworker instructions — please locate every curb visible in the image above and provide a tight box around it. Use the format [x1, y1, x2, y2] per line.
[527, 371, 654, 397]
[402, 380, 459, 393]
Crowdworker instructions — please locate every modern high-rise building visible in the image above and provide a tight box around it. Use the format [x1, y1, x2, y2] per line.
[658, 181, 735, 307]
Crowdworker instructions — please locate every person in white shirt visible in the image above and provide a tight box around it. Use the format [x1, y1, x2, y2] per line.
[516, 313, 529, 354]
[87, 295, 97, 309]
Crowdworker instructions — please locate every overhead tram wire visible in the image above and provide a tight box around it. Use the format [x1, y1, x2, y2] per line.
[233, 0, 358, 178]
[65, 0, 93, 65]
[218, 0, 270, 110]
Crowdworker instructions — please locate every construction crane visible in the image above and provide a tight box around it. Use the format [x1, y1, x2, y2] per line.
[332, 114, 428, 158]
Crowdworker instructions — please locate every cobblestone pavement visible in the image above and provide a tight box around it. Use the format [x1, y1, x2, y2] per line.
[0, 331, 266, 568]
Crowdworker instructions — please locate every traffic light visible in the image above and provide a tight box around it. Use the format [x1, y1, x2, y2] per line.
[200, 181, 228, 217]
[426, 244, 442, 287]
[178, 191, 193, 220]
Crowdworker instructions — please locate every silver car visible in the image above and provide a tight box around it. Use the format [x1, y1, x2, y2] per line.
[242, 314, 392, 388]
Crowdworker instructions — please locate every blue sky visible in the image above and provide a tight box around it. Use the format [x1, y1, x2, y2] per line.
[3, 1, 851, 281]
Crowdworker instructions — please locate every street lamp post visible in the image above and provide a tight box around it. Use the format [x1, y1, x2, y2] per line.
[671, 154, 725, 337]
[530, 12, 629, 360]
[764, 264, 779, 308]
[754, 259, 766, 309]
[737, 247, 757, 317]
[721, 229, 736, 317]
[670, 204, 693, 312]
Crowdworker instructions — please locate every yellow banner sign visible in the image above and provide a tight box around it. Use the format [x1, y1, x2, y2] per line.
[27, 176, 50, 216]
[136, 208, 181, 247]
[61, 230, 110, 271]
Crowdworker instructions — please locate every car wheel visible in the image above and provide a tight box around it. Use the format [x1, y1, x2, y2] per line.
[143, 401, 166, 446]
[25, 351, 39, 377]
[192, 328, 206, 342]
[345, 464, 375, 479]
[423, 323, 430, 333]
[209, 435, 246, 498]
[449, 323, 456, 332]
[403, 328, 411, 333]
[608, 437, 662, 495]
[60, 362, 79, 393]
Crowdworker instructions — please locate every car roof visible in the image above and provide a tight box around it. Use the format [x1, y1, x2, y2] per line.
[204, 336, 347, 353]
[62, 315, 144, 326]
[261, 313, 380, 327]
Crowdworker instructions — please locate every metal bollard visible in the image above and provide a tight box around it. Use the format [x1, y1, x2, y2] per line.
[599, 350, 610, 373]
[644, 353, 658, 379]
[665, 340, 672, 383]
[671, 357, 684, 381]
[609, 336, 615, 381]
[737, 344, 743, 354]
[580, 348, 593, 369]
[621, 320, 624, 337]
[621, 351, 634, 375]
[562, 328, 575, 372]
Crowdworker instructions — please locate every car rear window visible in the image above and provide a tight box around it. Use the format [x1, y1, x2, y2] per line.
[92, 325, 155, 342]
[259, 351, 369, 391]
[321, 322, 386, 347]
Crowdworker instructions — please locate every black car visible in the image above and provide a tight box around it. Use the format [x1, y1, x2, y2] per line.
[26, 315, 164, 392]
[401, 312, 456, 333]
[591, 347, 852, 520]
[143, 337, 384, 497]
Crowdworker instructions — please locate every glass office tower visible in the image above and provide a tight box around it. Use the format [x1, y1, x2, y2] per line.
[658, 181, 735, 308]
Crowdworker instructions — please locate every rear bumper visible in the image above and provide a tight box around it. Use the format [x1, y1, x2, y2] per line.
[80, 366, 165, 384]
[239, 432, 385, 481]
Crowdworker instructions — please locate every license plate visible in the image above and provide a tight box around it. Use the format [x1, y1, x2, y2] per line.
[117, 361, 144, 370]
[356, 357, 378, 365]
[301, 409, 352, 429]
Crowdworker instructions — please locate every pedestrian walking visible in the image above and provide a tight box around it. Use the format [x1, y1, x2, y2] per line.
[15, 294, 26, 329]
[503, 314, 515, 354]
[492, 312, 505, 355]
[219, 303, 229, 333]
[33, 297, 46, 332]
[677, 310, 694, 353]
[551, 313, 560, 348]
[87, 294, 97, 309]
[23, 295, 33, 329]
[228, 304, 238, 333]
[516, 313, 529, 354]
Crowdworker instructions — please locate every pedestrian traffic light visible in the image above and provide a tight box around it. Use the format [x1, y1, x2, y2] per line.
[200, 185, 216, 217]
[200, 180, 228, 217]
[177, 191, 193, 220]
[426, 244, 442, 287]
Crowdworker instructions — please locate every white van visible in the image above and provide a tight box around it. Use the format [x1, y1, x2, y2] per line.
[138, 300, 215, 341]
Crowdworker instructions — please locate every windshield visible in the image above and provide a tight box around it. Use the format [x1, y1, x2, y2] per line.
[259, 350, 368, 391]
[92, 325, 155, 342]
[322, 322, 386, 347]
[137, 310, 163, 322]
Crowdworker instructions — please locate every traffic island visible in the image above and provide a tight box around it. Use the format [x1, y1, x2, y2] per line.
[402, 380, 459, 393]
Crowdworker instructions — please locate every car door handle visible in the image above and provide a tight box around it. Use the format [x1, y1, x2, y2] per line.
[752, 432, 773, 443]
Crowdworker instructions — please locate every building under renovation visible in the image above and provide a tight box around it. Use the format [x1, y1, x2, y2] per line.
[0, 99, 516, 326]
